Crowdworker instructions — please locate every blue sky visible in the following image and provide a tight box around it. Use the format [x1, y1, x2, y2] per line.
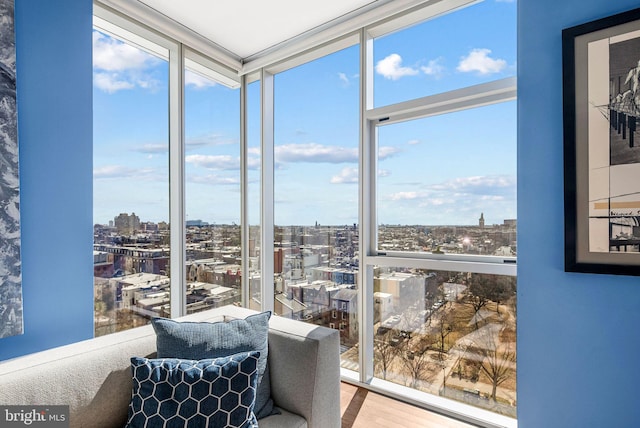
[93, 0, 516, 227]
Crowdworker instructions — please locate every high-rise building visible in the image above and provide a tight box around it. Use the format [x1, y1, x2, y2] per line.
[113, 212, 140, 234]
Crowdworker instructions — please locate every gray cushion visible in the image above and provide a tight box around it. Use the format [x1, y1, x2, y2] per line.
[151, 311, 274, 419]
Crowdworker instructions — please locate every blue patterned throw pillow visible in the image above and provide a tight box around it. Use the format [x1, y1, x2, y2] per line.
[152, 311, 275, 419]
[126, 352, 260, 428]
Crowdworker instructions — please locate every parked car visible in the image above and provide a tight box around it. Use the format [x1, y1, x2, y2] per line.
[389, 335, 403, 347]
[381, 315, 401, 328]
[377, 326, 390, 335]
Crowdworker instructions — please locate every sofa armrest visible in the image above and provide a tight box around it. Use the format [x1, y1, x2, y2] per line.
[189, 305, 341, 428]
[267, 315, 341, 428]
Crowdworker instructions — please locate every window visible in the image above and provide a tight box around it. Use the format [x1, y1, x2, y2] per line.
[92, 1, 517, 424]
[364, 0, 517, 419]
[184, 50, 241, 314]
[376, 102, 517, 256]
[92, 7, 243, 334]
[272, 46, 360, 370]
[372, 267, 516, 417]
[92, 20, 172, 336]
[373, 0, 516, 107]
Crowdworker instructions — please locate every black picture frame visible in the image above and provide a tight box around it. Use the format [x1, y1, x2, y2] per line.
[564, 7, 640, 275]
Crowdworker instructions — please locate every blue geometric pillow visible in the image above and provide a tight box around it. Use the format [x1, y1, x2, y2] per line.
[125, 352, 260, 428]
[151, 311, 274, 419]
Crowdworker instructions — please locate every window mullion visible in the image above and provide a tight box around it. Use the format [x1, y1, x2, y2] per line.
[169, 42, 186, 319]
[359, 28, 375, 384]
[260, 69, 275, 313]
[240, 74, 249, 308]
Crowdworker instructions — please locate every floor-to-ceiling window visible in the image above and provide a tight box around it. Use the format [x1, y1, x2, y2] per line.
[272, 45, 360, 370]
[92, 0, 516, 424]
[92, 15, 172, 336]
[92, 6, 242, 335]
[365, 0, 517, 419]
[184, 50, 242, 314]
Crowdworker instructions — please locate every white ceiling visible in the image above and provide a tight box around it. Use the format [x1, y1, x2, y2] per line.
[137, 0, 380, 60]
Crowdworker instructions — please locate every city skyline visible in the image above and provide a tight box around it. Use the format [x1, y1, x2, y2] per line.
[93, 0, 516, 227]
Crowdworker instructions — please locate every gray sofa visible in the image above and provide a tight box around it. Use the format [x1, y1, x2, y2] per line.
[0, 305, 341, 428]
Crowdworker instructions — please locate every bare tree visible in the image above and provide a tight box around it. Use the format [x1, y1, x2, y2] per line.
[374, 331, 399, 380]
[490, 276, 516, 314]
[400, 335, 436, 389]
[472, 325, 516, 402]
[467, 274, 492, 316]
[435, 311, 454, 358]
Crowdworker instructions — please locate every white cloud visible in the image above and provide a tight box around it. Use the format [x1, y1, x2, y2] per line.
[247, 157, 261, 170]
[375, 54, 419, 80]
[188, 174, 240, 185]
[311, 166, 392, 185]
[93, 31, 158, 71]
[186, 133, 237, 150]
[185, 70, 217, 89]
[457, 49, 507, 75]
[275, 143, 357, 163]
[390, 191, 420, 201]
[378, 146, 401, 160]
[92, 30, 163, 93]
[421, 58, 445, 77]
[431, 175, 514, 193]
[331, 167, 358, 184]
[338, 72, 350, 86]
[185, 154, 240, 170]
[243, 149, 262, 170]
[407, 139, 420, 146]
[93, 72, 135, 93]
[273, 143, 400, 164]
[387, 174, 515, 205]
[94, 165, 154, 179]
[135, 143, 167, 154]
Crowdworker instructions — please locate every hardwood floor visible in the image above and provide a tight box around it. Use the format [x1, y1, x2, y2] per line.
[340, 382, 478, 428]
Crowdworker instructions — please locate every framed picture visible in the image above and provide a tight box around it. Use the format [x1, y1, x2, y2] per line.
[563, 7, 640, 275]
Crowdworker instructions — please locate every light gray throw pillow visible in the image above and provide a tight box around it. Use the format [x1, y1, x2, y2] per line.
[151, 311, 275, 419]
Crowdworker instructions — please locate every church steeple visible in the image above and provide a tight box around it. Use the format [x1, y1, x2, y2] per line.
[479, 212, 485, 229]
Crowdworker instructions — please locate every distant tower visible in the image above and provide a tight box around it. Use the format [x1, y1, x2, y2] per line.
[479, 212, 485, 229]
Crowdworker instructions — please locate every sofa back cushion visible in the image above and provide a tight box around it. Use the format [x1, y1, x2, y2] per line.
[151, 311, 274, 418]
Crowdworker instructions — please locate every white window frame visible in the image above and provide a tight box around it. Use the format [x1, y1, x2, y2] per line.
[352, 7, 517, 428]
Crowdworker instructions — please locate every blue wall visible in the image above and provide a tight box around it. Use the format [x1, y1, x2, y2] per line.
[518, 0, 640, 426]
[0, 0, 93, 360]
